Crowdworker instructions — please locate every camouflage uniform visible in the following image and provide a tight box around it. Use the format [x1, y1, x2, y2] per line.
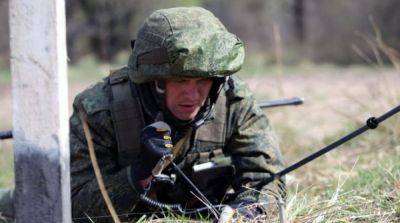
[70, 7, 285, 222]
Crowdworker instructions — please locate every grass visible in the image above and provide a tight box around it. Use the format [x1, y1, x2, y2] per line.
[0, 69, 10, 84]
[68, 55, 114, 82]
[0, 142, 13, 189]
[277, 64, 400, 221]
[284, 131, 400, 222]
[0, 65, 13, 189]
[0, 54, 399, 222]
[268, 84, 400, 221]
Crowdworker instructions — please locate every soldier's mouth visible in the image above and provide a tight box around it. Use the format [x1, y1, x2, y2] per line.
[179, 104, 198, 112]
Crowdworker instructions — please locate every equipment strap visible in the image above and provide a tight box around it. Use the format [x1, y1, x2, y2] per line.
[137, 48, 169, 65]
[195, 92, 227, 144]
[109, 68, 145, 166]
[173, 128, 193, 158]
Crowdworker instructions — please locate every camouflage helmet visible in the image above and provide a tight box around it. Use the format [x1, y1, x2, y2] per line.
[128, 7, 245, 83]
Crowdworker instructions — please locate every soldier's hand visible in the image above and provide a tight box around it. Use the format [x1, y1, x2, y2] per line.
[140, 121, 173, 176]
[218, 203, 260, 223]
[231, 201, 262, 221]
[129, 120, 174, 192]
[218, 206, 235, 223]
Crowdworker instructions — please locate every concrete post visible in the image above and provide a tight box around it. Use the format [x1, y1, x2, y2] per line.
[9, 0, 71, 222]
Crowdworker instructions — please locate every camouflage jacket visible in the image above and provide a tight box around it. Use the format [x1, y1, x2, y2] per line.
[70, 74, 285, 221]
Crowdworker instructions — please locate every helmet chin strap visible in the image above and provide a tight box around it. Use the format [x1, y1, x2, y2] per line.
[190, 77, 227, 129]
[154, 80, 165, 94]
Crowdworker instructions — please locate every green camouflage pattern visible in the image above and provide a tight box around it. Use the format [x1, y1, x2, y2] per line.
[70, 74, 285, 222]
[128, 7, 245, 83]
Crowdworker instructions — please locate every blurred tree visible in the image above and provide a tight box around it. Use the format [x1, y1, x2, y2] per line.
[2, 0, 400, 65]
[303, 0, 400, 64]
[66, 0, 137, 63]
[66, 0, 203, 63]
[292, 0, 304, 43]
[372, 0, 400, 55]
[205, 0, 294, 63]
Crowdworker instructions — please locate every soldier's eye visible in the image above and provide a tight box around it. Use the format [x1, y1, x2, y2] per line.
[198, 78, 211, 85]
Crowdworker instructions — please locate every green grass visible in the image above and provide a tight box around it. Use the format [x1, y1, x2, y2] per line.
[281, 102, 400, 222]
[0, 69, 10, 84]
[0, 143, 14, 189]
[286, 155, 400, 222]
[0, 55, 121, 84]
[0, 65, 13, 188]
[68, 56, 111, 82]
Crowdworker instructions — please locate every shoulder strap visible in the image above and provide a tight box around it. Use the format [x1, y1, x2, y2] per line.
[195, 92, 227, 146]
[109, 68, 145, 167]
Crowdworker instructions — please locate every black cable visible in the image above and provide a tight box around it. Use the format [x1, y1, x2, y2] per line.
[0, 130, 12, 140]
[256, 104, 400, 188]
[257, 97, 304, 109]
[139, 194, 227, 215]
[139, 194, 184, 213]
[136, 160, 223, 217]
[170, 161, 220, 217]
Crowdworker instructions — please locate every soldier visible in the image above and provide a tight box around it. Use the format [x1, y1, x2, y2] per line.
[70, 7, 285, 222]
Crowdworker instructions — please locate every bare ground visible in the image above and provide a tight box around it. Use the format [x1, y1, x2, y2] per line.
[245, 68, 399, 142]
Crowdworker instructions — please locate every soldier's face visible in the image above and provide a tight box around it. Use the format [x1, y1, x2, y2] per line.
[165, 77, 213, 121]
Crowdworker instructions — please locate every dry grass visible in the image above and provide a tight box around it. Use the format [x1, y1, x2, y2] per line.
[243, 29, 400, 222]
[1, 57, 399, 222]
[243, 63, 400, 222]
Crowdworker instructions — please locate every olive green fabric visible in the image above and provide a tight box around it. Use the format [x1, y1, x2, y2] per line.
[128, 7, 245, 83]
[69, 74, 285, 222]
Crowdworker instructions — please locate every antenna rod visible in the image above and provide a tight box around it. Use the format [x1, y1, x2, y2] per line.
[258, 104, 400, 187]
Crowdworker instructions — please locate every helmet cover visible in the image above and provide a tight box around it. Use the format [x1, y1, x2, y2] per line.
[128, 7, 245, 83]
